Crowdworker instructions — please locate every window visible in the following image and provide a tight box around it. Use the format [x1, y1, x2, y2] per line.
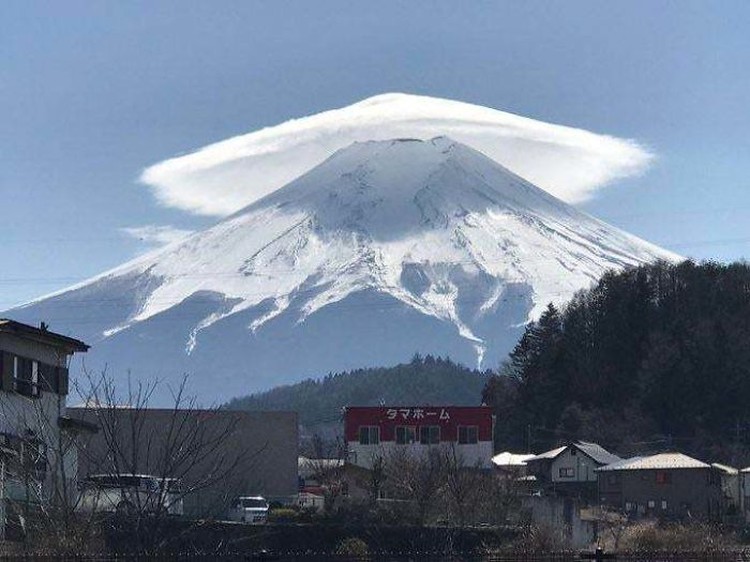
[559, 467, 575, 478]
[661, 500, 668, 510]
[395, 426, 416, 445]
[419, 426, 440, 445]
[655, 471, 671, 485]
[570, 448, 577, 456]
[358, 426, 380, 445]
[625, 502, 634, 512]
[13, 356, 39, 398]
[647, 500, 655, 509]
[457, 426, 478, 445]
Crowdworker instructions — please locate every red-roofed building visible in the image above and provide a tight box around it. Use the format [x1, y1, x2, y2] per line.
[344, 406, 494, 469]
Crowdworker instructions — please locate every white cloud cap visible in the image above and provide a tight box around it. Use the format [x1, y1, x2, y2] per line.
[141, 93, 653, 216]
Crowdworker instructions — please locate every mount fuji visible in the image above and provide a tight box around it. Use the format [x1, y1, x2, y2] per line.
[10, 137, 678, 404]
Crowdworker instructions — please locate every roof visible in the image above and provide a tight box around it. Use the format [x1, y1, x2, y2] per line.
[298, 456, 345, 478]
[58, 416, 98, 434]
[492, 452, 536, 467]
[0, 319, 89, 353]
[597, 453, 710, 472]
[575, 441, 622, 465]
[527, 441, 621, 466]
[711, 463, 738, 475]
[527, 445, 567, 461]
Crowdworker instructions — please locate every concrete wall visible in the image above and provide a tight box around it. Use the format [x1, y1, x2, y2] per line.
[69, 408, 298, 518]
[522, 496, 596, 549]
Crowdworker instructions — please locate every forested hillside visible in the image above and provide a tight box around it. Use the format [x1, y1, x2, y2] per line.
[227, 355, 491, 432]
[483, 260, 750, 464]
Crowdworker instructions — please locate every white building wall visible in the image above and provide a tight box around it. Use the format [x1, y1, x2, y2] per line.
[348, 440, 494, 470]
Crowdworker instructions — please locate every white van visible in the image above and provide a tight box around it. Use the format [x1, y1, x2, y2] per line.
[78, 474, 184, 516]
[227, 496, 269, 524]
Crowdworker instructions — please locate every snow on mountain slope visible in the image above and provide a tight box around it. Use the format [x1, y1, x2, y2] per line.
[141, 93, 653, 216]
[11, 138, 679, 404]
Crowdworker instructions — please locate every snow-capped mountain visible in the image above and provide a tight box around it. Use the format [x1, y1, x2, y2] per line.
[10, 137, 679, 404]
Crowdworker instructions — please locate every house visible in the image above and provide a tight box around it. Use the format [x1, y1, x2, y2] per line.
[0, 319, 90, 538]
[597, 453, 725, 521]
[70, 407, 299, 517]
[298, 455, 345, 495]
[344, 406, 494, 470]
[525, 441, 621, 496]
[739, 466, 750, 522]
[298, 456, 376, 510]
[711, 463, 741, 518]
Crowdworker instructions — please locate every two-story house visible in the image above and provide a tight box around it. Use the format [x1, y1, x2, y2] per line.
[0, 319, 89, 537]
[597, 452, 725, 521]
[525, 441, 622, 498]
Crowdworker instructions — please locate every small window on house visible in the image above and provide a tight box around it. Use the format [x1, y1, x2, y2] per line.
[570, 448, 577, 456]
[419, 426, 440, 445]
[358, 426, 380, 445]
[559, 467, 575, 478]
[625, 501, 634, 512]
[458, 426, 478, 444]
[647, 500, 656, 509]
[655, 471, 671, 485]
[661, 500, 668, 510]
[13, 356, 40, 398]
[395, 426, 416, 445]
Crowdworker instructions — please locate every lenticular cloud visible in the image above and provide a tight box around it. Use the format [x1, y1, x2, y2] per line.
[140, 93, 653, 216]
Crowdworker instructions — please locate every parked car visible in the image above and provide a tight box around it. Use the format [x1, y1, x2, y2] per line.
[227, 496, 269, 524]
[78, 474, 184, 516]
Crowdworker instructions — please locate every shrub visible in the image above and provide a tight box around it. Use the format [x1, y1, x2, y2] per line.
[619, 521, 724, 553]
[511, 523, 570, 553]
[268, 508, 299, 523]
[334, 536, 370, 558]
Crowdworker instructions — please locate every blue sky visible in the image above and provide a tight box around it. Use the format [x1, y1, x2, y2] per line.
[2, 1, 749, 309]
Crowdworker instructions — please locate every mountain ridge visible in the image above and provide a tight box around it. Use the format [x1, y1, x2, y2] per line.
[9, 137, 679, 403]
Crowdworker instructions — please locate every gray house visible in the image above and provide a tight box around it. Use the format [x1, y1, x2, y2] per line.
[525, 441, 621, 498]
[597, 453, 725, 521]
[0, 319, 90, 537]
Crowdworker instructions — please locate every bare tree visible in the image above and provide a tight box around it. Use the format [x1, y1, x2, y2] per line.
[385, 446, 445, 525]
[442, 445, 488, 527]
[302, 433, 348, 515]
[72, 369, 263, 553]
[595, 506, 628, 551]
[1, 368, 264, 555]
